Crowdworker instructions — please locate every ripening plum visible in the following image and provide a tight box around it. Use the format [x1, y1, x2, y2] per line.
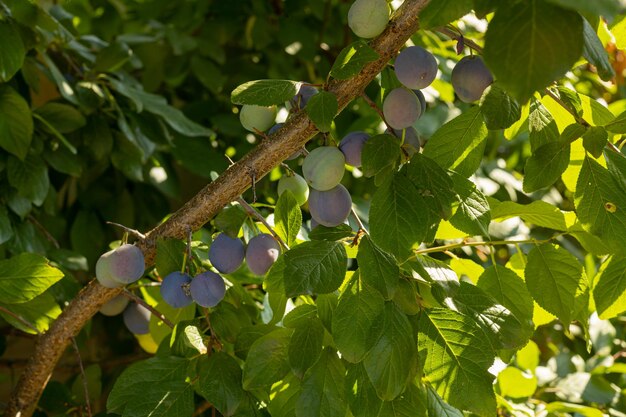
[348, 0, 389, 39]
[302, 146, 345, 191]
[96, 244, 145, 287]
[339, 131, 370, 167]
[123, 303, 151, 335]
[288, 84, 318, 111]
[239, 104, 277, 132]
[451, 56, 494, 103]
[209, 233, 245, 274]
[308, 184, 352, 227]
[413, 89, 426, 114]
[383, 88, 421, 129]
[394, 46, 438, 89]
[246, 234, 281, 275]
[386, 126, 422, 155]
[160, 271, 193, 308]
[99, 294, 129, 316]
[190, 271, 226, 308]
[278, 173, 310, 206]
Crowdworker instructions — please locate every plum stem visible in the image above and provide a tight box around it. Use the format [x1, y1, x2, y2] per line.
[122, 290, 174, 329]
[236, 197, 290, 251]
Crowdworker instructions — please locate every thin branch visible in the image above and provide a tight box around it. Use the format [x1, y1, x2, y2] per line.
[122, 290, 174, 329]
[28, 215, 60, 249]
[360, 92, 395, 133]
[70, 338, 92, 417]
[236, 197, 290, 251]
[106, 222, 146, 240]
[6, 2, 430, 415]
[0, 306, 40, 334]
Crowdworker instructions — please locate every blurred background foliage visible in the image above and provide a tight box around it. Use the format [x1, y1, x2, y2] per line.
[1, 0, 626, 415]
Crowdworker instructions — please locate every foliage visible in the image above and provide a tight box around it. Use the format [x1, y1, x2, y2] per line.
[1, 0, 626, 416]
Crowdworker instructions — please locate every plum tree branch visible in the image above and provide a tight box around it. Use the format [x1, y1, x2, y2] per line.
[5, 1, 429, 415]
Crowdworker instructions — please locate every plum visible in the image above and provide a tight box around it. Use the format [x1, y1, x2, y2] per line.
[160, 271, 193, 308]
[99, 294, 129, 316]
[190, 271, 226, 308]
[96, 244, 145, 287]
[348, 0, 389, 39]
[394, 46, 438, 89]
[288, 84, 318, 111]
[209, 233, 245, 274]
[278, 173, 310, 206]
[245, 234, 281, 275]
[308, 184, 352, 227]
[339, 131, 370, 167]
[383, 88, 421, 129]
[123, 302, 151, 335]
[240, 104, 277, 132]
[385, 126, 422, 155]
[413, 89, 427, 114]
[451, 56, 494, 103]
[302, 146, 345, 191]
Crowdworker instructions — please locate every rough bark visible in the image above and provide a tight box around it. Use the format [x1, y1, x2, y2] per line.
[4, 1, 428, 415]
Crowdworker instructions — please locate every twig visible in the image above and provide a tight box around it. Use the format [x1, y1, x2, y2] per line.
[106, 222, 146, 240]
[543, 88, 589, 127]
[0, 306, 40, 334]
[70, 338, 92, 417]
[193, 401, 214, 417]
[436, 26, 483, 53]
[360, 92, 396, 133]
[236, 197, 290, 251]
[122, 290, 174, 329]
[27, 215, 60, 249]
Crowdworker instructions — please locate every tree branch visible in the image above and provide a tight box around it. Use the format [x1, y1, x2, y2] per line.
[5, 1, 429, 415]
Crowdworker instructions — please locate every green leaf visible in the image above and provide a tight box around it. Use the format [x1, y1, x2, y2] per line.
[418, 308, 496, 416]
[346, 363, 385, 416]
[582, 126, 608, 158]
[214, 205, 247, 238]
[0, 206, 13, 245]
[308, 224, 354, 241]
[363, 302, 416, 401]
[108, 77, 213, 137]
[490, 200, 568, 231]
[479, 83, 522, 130]
[296, 348, 347, 417]
[197, 352, 245, 417]
[283, 305, 318, 328]
[454, 282, 532, 350]
[268, 375, 301, 417]
[477, 265, 534, 329]
[7, 155, 50, 206]
[449, 172, 491, 236]
[35, 103, 86, 133]
[361, 134, 401, 183]
[593, 256, 626, 319]
[522, 140, 570, 192]
[555, 87, 583, 118]
[497, 367, 538, 398]
[242, 327, 292, 390]
[155, 239, 186, 278]
[289, 317, 324, 378]
[107, 356, 194, 417]
[94, 41, 133, 72]
[357, 236, 399, 300]
[0, 86, 33, 160]
[0, 20, 25, 82]
[0, 253, 64, 304]
[275, 190, 302, 248]
[528, 98, 559, 151]
[369, 171, 430, 259]
[422, 106, 488, 177]
[483, 0, 584, 101]
[575, 156, 626, 254]
[231, 79, 298, 106]
[602, 109, 626, 133]
[545, 0, 625, 17]
[425, 384, 463, 417]
[406, 154, 456, 220]
[283, 241, 347, 297]
[0, 292, 61, 334]
[330, 41, 379, 80]
[170, 321, 207, 357]
[418, 0, 473, 29]
[332, 280, 385, 363]
[305, 91, 337, 133]
[545, 402, 605, 417]
[149, 302, 196, 345]
[524, 243, 583, 325]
